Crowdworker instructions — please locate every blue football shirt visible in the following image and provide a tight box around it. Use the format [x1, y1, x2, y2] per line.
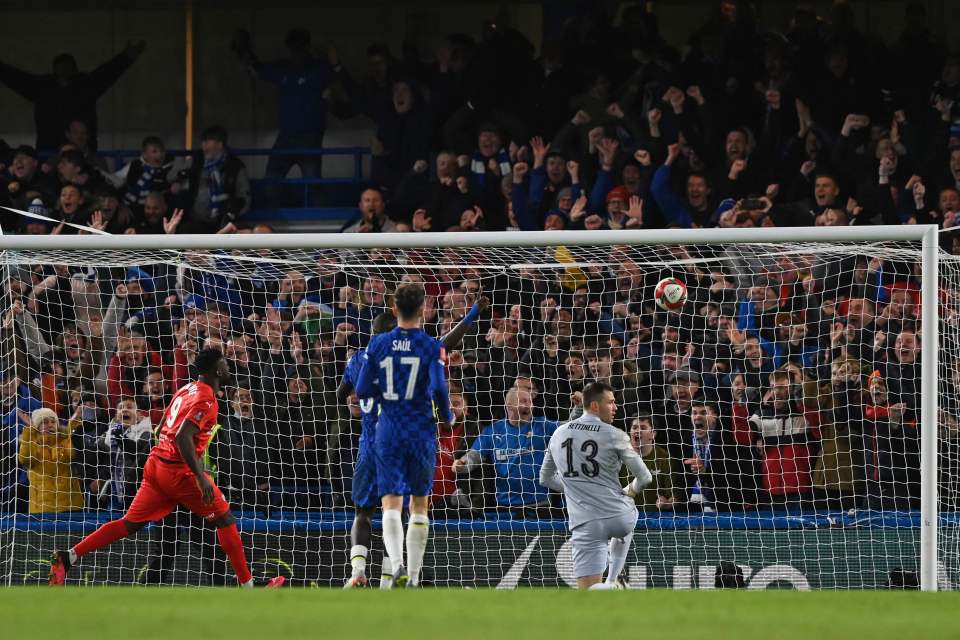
[355, 326, 452, 438]
[471, 416, 558, 507]
[341, 348, 379, 451]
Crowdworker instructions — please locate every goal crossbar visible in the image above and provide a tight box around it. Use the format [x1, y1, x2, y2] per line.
[0, 225, 934, 250]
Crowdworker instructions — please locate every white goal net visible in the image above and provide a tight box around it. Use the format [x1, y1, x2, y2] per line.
[0, 230, 952, 589]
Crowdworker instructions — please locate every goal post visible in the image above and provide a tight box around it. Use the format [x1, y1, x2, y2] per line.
[920, 224, 939, 592]
[0, 225, 946, 589]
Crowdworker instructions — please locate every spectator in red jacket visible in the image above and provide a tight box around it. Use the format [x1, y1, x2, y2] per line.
[748, 369, 812, 505]
[106, 328, 161, 409]
[168, 318, 199, 394]
[727, 371, 761, 506]
[139, 366, 169, 427]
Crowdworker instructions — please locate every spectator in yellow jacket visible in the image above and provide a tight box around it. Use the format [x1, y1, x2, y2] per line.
[18, 407, 84, 513]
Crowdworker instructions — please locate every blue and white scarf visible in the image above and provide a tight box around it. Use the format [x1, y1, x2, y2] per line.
[691, 430, 712, 468]
[470, 148, 511, 189]
[690, 430, 713, 505]
[205, 155, 228, 218]
[124, 157, 157, 207]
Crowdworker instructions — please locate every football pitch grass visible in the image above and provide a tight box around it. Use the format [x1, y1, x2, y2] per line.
[3, 588, 960, 640]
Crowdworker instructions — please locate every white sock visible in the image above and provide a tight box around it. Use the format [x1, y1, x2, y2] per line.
[381, 509, 405, 574]
[379, 557, 394, 590]
[240, 578, 254, 588]
[350, 544, 368, 578]
[68, 548, 78, 565]
[406, 514, 429, 586]
[605, 534, 633, 585]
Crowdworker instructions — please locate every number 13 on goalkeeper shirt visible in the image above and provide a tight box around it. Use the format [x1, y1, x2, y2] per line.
[355, 327, 453, 498]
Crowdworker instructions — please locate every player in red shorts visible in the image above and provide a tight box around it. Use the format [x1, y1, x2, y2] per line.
[49, 347, 284, 588]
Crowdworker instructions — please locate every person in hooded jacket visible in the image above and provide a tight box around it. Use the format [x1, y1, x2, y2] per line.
[371, 78, 433, 198]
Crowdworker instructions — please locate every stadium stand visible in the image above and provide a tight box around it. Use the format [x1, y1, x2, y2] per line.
[0, 0, 958, 588]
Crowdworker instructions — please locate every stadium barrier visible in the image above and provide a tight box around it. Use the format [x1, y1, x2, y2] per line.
[3, 512, 938, 588]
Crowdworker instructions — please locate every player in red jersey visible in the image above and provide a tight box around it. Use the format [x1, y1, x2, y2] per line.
[49, 348, 284, 587]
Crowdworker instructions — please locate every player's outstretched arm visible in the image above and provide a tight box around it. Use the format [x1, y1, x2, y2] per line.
[538, 447, 563, 492]
[615, 431, 653, 497]
[354, 349, 378, 399]
[441, 296, 489, 350]
[175, 420, 215, 504]
[335, 379, 353, 404]
[338, 348, 363, 402]
[453, 450, 482, 475]
[429, 347, 454, 425]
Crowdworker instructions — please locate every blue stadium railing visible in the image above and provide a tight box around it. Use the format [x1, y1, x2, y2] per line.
[0, 510, 941, 533]
[96, 146, 371, 226]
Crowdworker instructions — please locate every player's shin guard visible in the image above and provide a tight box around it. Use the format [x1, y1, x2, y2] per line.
[406, 514, 429, 587]
[605, 533, 633, 585]
[216, 522, 253, 585]
[72, 519, 130, 558]
[381, 509, 405, 575]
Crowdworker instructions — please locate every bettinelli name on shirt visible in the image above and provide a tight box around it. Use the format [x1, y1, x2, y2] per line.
[567, 423, 602, 432]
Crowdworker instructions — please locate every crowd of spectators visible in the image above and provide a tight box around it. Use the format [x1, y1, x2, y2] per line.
[1, 1, 959, 241]
[0, 1, 958, 517]
[0, 237, 947, 516]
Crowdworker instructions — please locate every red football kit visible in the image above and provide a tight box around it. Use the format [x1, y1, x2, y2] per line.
[125, 381, 230, 522]
[153, 381, 219, 462]
[60, 380, 266, 587]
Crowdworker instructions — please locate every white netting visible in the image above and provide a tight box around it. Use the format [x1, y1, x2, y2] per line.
[0, 237, 952, 588]
[938, 255, 960, 590]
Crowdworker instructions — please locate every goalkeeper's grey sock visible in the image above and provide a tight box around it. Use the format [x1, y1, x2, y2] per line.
[605, 534, 633, 585]
[240, 578, 254, 588]
[382, 509, 405, 577]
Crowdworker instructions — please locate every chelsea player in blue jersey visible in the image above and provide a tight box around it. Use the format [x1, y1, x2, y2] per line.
[338, 311, 396, 588]
[341, 286, 487, 588]
[355, 283, 455, 588]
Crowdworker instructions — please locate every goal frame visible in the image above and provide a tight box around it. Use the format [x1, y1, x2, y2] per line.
[0, 224, 940, 590]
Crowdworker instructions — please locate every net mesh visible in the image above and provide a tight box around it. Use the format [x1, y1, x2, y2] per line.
[0, 238, 952, 588]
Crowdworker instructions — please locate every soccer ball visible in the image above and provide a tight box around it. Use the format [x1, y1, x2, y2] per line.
[654, 277, 687, 311]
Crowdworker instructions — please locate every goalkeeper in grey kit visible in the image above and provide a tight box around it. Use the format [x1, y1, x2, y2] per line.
[539, 381, 652, 589]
